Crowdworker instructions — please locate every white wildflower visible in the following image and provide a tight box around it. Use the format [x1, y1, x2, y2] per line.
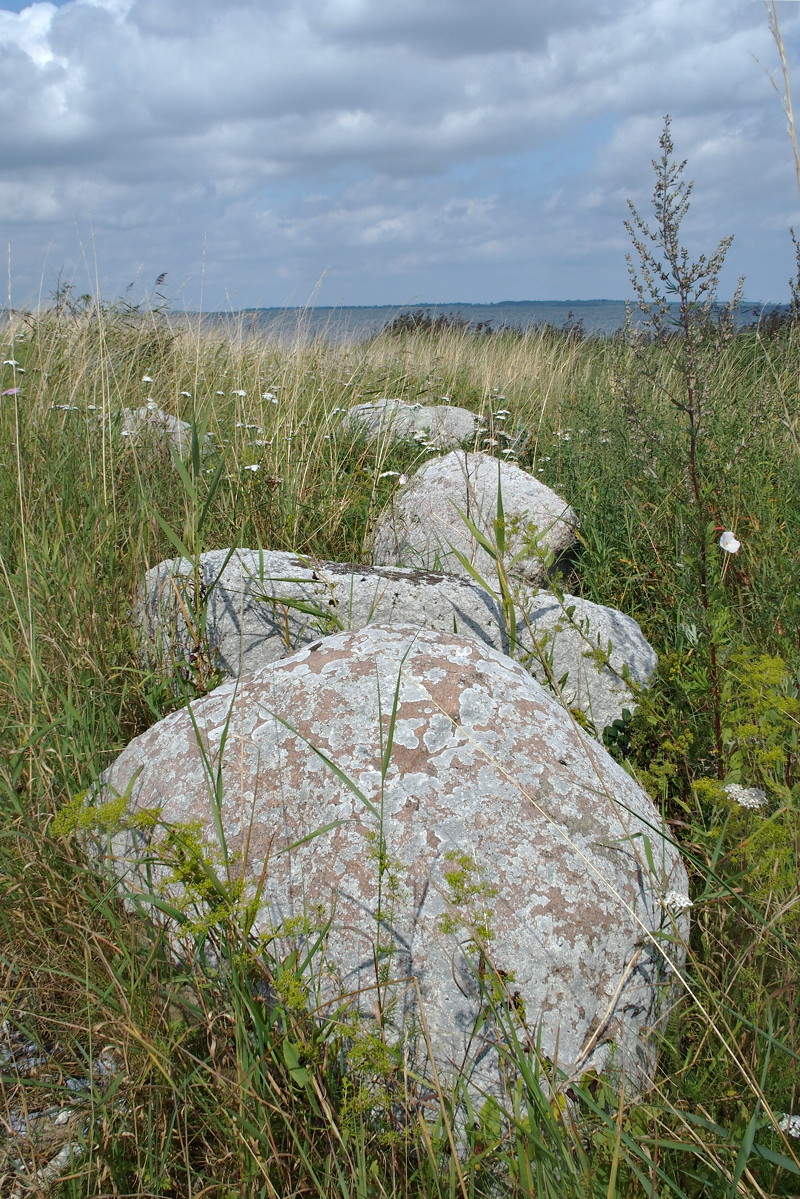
[3, 359, 20, 366]
[216, 390, 224, 396]
[483, 438, 499, 447]
[778, 1114, 800, 1138]
[719, 531, 740, 554]
[663, 890, 693, 913]
[180, 390, 192, 398]
[262, 392, 278, 403]
[243, 463, 260, 472]
[141, 374, 153, 383]
[378, 471, 401, 478]
[233, 390, 247, 397]
[724, 783, 767, 809]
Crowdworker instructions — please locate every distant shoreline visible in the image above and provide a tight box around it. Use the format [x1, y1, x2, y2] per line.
[234, 299, 626, 312]
[2, 297, 785, 344]
[195, 298, 786, 341]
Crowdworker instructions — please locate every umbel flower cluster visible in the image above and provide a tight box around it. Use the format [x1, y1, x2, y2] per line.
[723, 784, 767, 810]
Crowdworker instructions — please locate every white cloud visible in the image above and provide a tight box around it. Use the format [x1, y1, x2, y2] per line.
[0, 0, 797, 306]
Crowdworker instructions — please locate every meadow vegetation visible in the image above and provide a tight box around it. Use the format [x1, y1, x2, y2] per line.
[1, 148, 800, 1196]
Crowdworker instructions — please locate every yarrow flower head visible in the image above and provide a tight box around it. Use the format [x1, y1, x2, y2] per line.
[243, 463, 260, 472]
[719, 530, 740, 554]
[778, 1113, 800, 1138]
[663, 890, 693, 914]
[724, 783, 767, 809]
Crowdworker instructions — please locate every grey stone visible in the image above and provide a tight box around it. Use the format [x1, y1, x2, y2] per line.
[370, 450, 578, 587]
[120, 404, 212, 457]
[517, 587, 657, 735]
[140, 549, 656, 731]
[345, 398, 478, 449]
[97, 625, 688, 1098]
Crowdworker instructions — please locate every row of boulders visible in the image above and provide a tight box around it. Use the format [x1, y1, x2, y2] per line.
[91, 400, 687, 1107]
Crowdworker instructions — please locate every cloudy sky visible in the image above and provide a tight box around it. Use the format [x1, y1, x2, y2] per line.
[1, 0, 798, 310]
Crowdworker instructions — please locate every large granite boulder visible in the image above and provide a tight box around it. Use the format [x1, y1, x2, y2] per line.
[344, 398, 477, 449]
[97, 625, 688, 1098]
[371, 450, 577, 587]
[140, 549, 657, 732]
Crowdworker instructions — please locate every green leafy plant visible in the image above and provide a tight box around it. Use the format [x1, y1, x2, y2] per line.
[623, 115, 744, 776]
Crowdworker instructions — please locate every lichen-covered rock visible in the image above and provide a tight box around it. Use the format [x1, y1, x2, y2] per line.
[120, 404, 212, 457]
[517, 587, 657, 734]
[140, 550, 656, 733]
[98, 625, 687, 1097]
[371, 450, 577, 587]
[345, 398, 477, 449]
